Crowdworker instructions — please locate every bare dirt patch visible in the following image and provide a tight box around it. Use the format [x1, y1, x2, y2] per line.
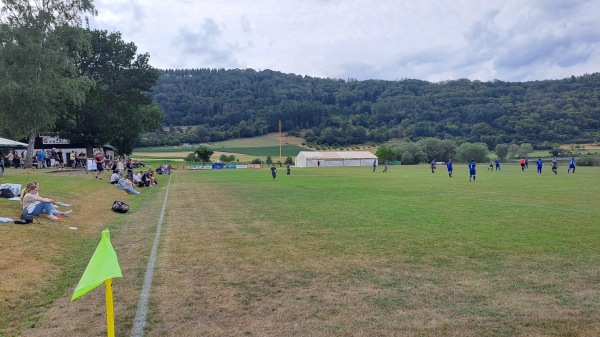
[560, 143, 600, 150]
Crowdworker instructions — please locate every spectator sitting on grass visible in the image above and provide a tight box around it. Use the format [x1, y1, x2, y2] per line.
[117, 176, 140, 195]
[110, 171, 119, 184]
[133, 171, 143, 187]
[20, 182, 72, 218]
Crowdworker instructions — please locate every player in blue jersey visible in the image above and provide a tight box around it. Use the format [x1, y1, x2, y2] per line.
[536, 158, 543, 174]
[446, 159, 453, 177]
[468, 159, 476, 181]
[525, 157, 529, 169]
[495, 159, 501, 171]
[568, 157, 576, 173]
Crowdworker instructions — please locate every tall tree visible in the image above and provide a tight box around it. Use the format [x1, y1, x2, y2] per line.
[195, 145, 213, 164]
[0, 0, 96, 167]
[56, 30, 163, 155]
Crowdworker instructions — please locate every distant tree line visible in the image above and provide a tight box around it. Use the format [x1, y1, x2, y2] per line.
[140, 69, 600, 148]
[374, 138, 587, 165]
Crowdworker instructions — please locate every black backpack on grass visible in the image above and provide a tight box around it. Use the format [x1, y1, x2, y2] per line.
[111, 200, 130, 213]
[14, 213, 38, 225]
[0, 188, 15, 198]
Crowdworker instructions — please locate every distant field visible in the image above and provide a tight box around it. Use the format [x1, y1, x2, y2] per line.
[212, 133, 306, 147]
[210, 144, 308, 157]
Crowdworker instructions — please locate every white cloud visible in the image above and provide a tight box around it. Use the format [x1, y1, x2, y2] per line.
[89, 0, 600, 82]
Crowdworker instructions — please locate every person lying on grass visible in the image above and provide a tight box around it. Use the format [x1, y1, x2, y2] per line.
[20, 182, 73, 219]
[117, 176, 140, 195]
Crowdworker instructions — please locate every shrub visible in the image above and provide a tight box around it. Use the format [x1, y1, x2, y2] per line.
[251, 158, 262, 164]
[576, 155, 599, 166]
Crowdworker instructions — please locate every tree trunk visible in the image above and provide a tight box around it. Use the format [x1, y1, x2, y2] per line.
[25, 129, 36, 168]
[85, 144, 94, 158]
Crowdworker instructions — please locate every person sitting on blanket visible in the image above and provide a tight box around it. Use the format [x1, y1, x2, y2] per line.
[117, 176, 140, 195]
[20, 182, 72, 218]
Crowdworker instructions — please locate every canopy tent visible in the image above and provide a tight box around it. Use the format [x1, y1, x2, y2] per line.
[295, 151, 378, 168]
[0, 137, 27, 149]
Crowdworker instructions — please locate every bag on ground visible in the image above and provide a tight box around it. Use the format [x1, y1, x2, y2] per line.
[14, 213, 36, 225]
[0, 188, 15, 198]
[111, 200, 130, 213]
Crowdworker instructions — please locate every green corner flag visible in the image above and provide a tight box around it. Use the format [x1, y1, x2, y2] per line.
[71, 229, 123, 301]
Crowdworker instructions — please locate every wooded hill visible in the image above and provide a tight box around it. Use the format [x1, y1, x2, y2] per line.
[143, 69, 600, 148]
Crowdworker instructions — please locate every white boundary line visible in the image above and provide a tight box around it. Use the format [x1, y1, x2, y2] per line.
[131, 174, 172, 337]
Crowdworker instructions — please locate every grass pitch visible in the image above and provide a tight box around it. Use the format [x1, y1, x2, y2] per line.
[1, 163, 599, 336]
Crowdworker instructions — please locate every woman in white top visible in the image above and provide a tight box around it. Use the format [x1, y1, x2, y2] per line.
[20, 182, 72, 218]
[20, 184, 59, 220]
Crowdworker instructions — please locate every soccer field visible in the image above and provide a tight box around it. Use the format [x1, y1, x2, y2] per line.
[2, 163, 599, 336]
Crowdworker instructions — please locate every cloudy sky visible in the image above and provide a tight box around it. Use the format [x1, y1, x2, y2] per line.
[89, 0, 600, 82]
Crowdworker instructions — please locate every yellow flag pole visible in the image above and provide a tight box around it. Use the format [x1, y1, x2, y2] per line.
[105, 279, 115, 337]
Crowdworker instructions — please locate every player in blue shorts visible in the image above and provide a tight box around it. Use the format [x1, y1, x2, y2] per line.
[468, 159, 476, 181]
[446, 159, 453, 177]
[568, 157, 576, 173]
[536, 158, 543, 174]
[495, 159, 501, 171]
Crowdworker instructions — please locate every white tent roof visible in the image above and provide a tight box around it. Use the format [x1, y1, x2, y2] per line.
[297, 151, 377, 159]
[0, 137, 27, 148]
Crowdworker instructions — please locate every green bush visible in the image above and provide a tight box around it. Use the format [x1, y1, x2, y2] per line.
[251, 158, 262, 164]
[576, 155, 599, 166]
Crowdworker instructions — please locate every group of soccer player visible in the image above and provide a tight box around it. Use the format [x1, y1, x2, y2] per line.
[434, 157, 577, 181]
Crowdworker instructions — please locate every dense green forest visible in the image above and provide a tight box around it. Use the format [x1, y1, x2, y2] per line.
[140, 69, 600, 148]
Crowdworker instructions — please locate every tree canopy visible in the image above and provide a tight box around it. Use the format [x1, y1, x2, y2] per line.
[56, 29, 162, 155]
[0, 0, 96, 166]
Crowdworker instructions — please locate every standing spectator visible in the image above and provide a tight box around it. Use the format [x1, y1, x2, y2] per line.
[7, 150, 14, 167]
[116, 158, 124, 177]
[56, 148, 64, 169]
[167, 163, 173, 175]
[95, 151, 104, 179]
[317, 160, 320, 168]
[50, 148, 57, 168]
[126, 159, 134, 179]
[373, 159, 377, 172]
[12, 152, 20, 168]
[287, 163, 291, 175]
[568, 157, 576, 173]
[70, 151, 76, 168]
[469, 159, 477, 181]
[45, 149, 51, 168]
[551, 157, 558, 174]
[36, 150, 45, 169]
